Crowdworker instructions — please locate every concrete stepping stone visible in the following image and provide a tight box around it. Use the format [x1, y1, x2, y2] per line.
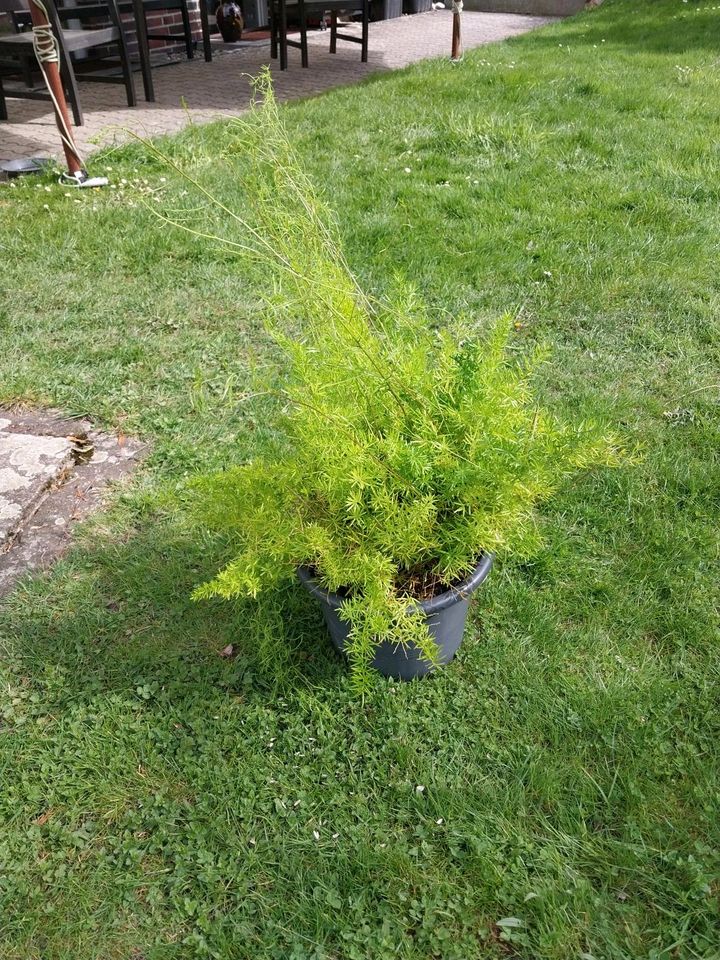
[0, 410, 145, 597]
[0, 420, 75, 545]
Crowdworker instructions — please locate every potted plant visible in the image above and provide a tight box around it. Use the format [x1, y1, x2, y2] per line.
[188, 75, 619, 689]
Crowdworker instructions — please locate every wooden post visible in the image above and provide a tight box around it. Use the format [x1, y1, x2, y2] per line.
[27, 0, 85, 177]
[451, 0, 462, 61]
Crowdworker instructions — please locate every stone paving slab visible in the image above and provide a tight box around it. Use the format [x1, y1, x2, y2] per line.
[0, 409, 146, 597]
[0, 420, 74, 545]
[0, 11, 556, 166]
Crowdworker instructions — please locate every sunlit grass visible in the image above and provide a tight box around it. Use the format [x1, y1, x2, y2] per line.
[0, 0, 719, 956]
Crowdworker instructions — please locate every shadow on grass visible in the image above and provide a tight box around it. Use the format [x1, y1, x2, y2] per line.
[2, 517, 346, 702]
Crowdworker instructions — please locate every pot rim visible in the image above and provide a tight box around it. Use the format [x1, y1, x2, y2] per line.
[297, 552, 494, 615]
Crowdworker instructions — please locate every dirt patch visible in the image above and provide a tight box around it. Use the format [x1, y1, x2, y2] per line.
[0, 407, 146, 597]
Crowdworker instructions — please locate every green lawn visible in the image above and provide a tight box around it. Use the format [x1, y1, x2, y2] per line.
[1, 1, 719, 957]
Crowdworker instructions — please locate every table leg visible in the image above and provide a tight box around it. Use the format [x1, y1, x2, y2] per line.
[132, 0, 155, 102]
[199, 0, 213, 62]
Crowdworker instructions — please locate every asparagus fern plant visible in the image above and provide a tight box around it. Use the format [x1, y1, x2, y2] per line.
[188, 72, 620, 689]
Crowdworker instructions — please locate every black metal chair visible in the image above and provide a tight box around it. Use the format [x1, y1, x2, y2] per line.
[269, 0, 368, 70]
[118, 0, 212, 64]
[0, 0, 136, 123]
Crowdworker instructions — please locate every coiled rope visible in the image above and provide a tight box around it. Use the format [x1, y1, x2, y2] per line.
[31, 0, 88, 183]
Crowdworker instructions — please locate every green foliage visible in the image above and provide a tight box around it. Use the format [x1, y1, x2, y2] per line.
[190, 74, 620, 687]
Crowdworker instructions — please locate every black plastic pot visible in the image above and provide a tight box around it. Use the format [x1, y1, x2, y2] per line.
[298, 554, 494, 680]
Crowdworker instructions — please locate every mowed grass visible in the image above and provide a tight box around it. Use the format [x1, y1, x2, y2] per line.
[1, 1, 719, 957]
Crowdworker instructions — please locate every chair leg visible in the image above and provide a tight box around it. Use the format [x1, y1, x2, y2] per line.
[132, 0, 155, 102]
[181, 0, 194, 59]
[270, 0, 278, 59]
[0, 78, 7, 122]
[117, 38, 137, 107]
[361, 0, 368, 62]
[279, 0, 288, 70]
[66, 71, 83, 125]
[58, 50, 84, 125]
[108, 0, 137, 107]
[22, 53, 34, 87]
[199, 0, 213, 61]
[329, 10, 337, 53]
[299, 0, 308, 67]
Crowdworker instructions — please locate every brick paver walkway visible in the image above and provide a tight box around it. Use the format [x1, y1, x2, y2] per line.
[0, 11, 554, 165]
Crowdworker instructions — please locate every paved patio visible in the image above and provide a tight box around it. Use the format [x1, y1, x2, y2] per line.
[0, 11, 555, 165]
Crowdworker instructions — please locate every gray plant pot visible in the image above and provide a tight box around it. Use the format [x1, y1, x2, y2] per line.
[297, 553, 494, 680]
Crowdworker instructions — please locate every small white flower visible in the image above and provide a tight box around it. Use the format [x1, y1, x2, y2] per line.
[313, 830, 320, 841]
[415, 785, 425, 793]
[436, 818, 444, 825]
[404, 167, 412, 174]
